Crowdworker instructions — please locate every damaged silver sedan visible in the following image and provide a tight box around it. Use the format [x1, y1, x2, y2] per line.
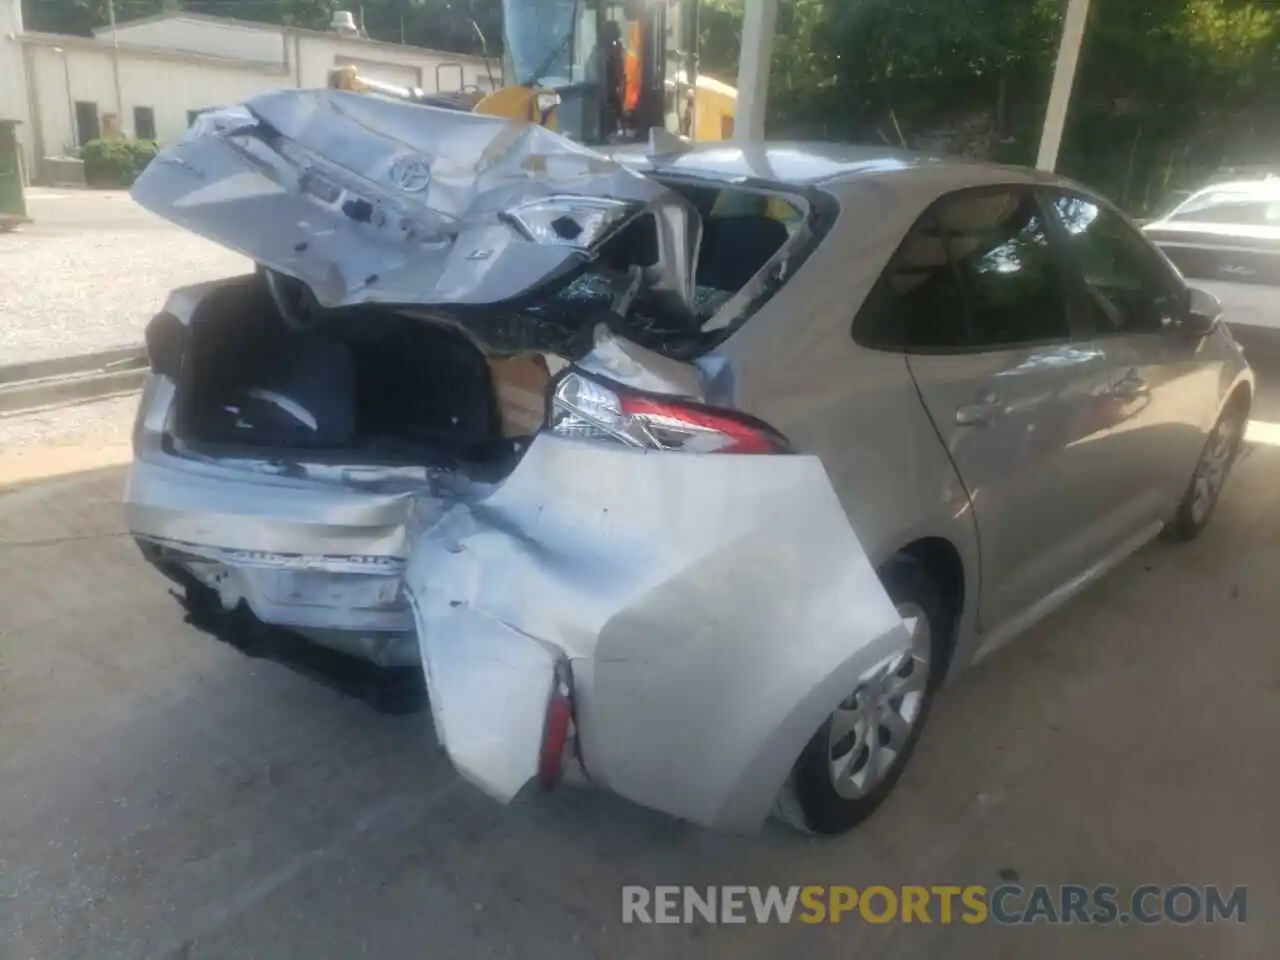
[125, 90, 1253, 835]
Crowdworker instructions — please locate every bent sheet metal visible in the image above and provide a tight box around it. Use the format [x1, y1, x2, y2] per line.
[126, 89, 912, 831]
[406, 433, 912, 832]
[131, 90, 699, 316]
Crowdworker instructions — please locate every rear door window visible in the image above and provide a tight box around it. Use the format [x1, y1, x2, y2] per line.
[855, 187, 1071, 352]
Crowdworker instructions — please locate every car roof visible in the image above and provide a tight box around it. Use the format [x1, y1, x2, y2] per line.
[608, 140, 1052, 191]
[1145, 177, 1280, 229]
[1178, 177, 1280, 203]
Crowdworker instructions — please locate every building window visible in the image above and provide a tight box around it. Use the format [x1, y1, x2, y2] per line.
[74, 101, 100, 147]
[133, 106, 156, 141]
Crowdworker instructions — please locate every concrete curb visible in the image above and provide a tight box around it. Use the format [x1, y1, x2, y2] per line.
[0, 345, 147, 386]
[0, 346, 148, 416]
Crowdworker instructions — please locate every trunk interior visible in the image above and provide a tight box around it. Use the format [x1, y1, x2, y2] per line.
[164, 178, 807, 472]
[171, 277, 532, 472]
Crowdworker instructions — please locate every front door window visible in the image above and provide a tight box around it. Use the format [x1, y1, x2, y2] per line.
[1046, 193, 1182, 336]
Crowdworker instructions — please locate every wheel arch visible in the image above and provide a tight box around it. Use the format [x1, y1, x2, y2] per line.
[1224, 378, 1253, 419]
[893, 535, 967, 679]
[1216, 352, 1254, 426]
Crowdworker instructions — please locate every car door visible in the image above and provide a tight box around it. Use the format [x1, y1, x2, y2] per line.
[894, 186, 1134, 631]
[1043, 190, 1216, 518]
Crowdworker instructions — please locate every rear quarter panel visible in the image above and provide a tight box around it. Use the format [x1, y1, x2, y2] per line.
[717, 168, 999, 681]
[404, 435, 914, 831]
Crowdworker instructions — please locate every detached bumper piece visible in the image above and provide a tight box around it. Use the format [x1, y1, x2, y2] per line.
[139, 540, 427, 715]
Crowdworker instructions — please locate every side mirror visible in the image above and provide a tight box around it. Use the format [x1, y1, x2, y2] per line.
[1177, 285, 1218, 337]
[1179, 286, 1224, 338]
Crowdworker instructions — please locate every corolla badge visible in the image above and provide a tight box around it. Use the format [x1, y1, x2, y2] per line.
[389, 154, 433, 193]
[1221, 264, 1258, 278]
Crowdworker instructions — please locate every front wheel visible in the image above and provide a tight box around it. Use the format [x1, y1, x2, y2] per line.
[1165, 401, 1247, 542]
[774, 555, 950, 836]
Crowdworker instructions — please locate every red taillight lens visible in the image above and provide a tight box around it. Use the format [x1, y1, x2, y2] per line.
[549, 371, 790, 455]
[618, 396, 781, 454]
[538, 662, 575, 791]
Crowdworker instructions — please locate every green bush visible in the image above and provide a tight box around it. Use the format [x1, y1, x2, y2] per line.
[81, 137, 158, 188]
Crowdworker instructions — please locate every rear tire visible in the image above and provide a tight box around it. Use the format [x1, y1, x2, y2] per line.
[774, 555, 951, 836]
[1165, 400, 1247, 542]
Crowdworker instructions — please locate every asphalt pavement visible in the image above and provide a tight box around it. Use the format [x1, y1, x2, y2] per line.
[1, 400, 1279, 958]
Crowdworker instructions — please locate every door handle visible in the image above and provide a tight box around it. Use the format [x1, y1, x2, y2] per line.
[955, 389, 1002, 426]
[1111, 368, 1147, 398]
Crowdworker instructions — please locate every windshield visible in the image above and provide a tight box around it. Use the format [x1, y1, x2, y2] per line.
[503, 0, 599, 87]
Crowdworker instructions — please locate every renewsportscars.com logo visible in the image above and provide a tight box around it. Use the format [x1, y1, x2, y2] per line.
[621, 884, 1248, 926]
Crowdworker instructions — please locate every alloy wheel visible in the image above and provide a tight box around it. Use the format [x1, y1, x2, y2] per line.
[828, 603, 932, 800]
[1190, 413, 1241, 524]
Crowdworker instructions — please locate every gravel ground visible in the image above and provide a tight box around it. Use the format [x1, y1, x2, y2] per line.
[0, 189, 248, 366]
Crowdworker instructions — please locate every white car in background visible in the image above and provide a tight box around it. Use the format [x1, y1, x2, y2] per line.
[1143, 177, 1280, 357]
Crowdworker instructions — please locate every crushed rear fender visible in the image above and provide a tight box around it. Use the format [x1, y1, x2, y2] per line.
[405, 433, 911, 831]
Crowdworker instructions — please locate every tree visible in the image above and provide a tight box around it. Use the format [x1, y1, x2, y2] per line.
[24, 0, 1280, 210]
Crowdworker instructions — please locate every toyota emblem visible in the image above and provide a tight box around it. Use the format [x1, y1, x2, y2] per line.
[389, 155, 433, 193]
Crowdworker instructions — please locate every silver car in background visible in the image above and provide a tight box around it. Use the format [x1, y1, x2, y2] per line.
[124, 91, 1252, 836]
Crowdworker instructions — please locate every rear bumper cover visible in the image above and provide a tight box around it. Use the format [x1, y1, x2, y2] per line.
[127, 382, 910, 831]
[403, 433, 912, 832]
[126, 454, 422, 663]
[137, 538, 427, 713]
[125, 373, 430, 668]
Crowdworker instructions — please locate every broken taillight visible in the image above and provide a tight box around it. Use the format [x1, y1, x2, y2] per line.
[538, 660, 575, 791]
[549, 371, 790, 454]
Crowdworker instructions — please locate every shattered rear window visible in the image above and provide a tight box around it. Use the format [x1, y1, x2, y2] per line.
[467, 273, 734, 360]
[526, 273, 734, 327]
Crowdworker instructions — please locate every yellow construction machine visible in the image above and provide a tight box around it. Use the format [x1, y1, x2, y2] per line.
[327, 0, 737, 145]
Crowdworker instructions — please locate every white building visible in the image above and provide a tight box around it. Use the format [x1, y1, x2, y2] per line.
[0, 2, 499, 182]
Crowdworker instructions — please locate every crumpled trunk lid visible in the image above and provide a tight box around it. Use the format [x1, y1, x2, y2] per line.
[131, 90, 700, 324]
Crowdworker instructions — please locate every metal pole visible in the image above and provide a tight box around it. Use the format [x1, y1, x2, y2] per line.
[107, 0, 124, 131]
[62, 52, 75, 149]
[1036, 0, 1091, 171]
[732, 0, 778, 143]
